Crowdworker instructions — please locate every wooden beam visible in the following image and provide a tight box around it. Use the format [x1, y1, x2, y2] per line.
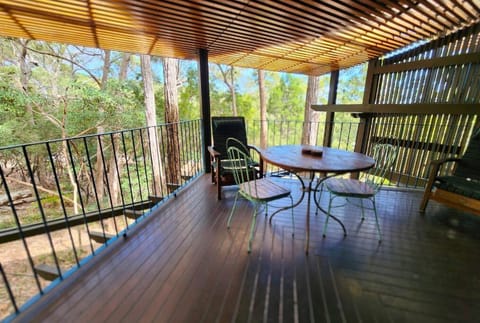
[312, 103, 480, 115]
[373, 52, 480, 74]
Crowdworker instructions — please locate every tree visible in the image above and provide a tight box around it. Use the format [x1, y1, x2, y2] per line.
[258, 69, 268, 148]
[94, 49, 111, 201]
[140, 54, 165, 196]
[178, 62, 200, 120]
[216, 64, 237, 115]
[301, 75, 320, 145]
[162, 57, 182, 188]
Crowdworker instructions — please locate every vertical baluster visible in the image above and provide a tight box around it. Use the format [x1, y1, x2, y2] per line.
[179, 122, 187, 185]
[1, 262, 18, 314]
[46, 142, 79, 265]
[66, 139, 95, 255]
[0, 165, 43, 294]
[83, 137, 109, 242]
[145, 126, 158, 197]
[121, 132, 137, 222]
[98, 134, 119, 236]
[130, 129, 145, 204]
[139, 128, 151, 198]
[23, 146, 63, 280]
[110, 133, 129, 230]
[197, 119, 203, 174]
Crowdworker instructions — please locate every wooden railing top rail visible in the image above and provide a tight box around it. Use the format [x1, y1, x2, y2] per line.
[312, 104, 479, 115]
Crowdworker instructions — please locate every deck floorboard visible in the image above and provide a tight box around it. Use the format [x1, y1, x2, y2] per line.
[14, 175, 480, 323]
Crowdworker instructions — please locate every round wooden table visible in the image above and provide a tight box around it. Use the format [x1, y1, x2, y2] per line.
[260, 145, 375, 253]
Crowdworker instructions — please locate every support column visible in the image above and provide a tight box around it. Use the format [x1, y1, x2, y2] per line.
[198, 48, 211, 173]
[354, 59, 376, 154]
[323, 70, 339, 147]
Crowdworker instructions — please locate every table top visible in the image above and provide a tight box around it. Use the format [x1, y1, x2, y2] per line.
[260, 145, 375, 173]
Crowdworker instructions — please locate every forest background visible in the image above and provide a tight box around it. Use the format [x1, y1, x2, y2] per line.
[0, 37, 366, 148]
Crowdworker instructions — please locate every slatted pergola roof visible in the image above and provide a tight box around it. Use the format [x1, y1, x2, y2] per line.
[0, 0, 479, 75]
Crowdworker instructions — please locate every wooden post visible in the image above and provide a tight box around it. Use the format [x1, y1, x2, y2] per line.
[323, 70, 339, 147]
[198, 49, 211, 173]
[354, 59, 377, 154]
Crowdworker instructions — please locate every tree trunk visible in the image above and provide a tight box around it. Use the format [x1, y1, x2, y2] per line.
[95, 49, 111, 202]
[218, 64, 237, 116]
[108, 53, 133, 204]
[258, 69, 268, 149]
[17, 39, 34, 126]
[119, 53, 131, 80]
[162, 57, 182, 190]
[141, 54, 166, 196]
[302, 75, 320, 145]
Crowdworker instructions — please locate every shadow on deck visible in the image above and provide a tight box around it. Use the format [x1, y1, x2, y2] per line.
[14, 175, 480, 322]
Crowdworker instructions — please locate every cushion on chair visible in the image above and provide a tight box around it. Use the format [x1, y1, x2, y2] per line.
[325, 178, 375, 197]
[217, 159, 259, 170]
[213, 159, 259, 178]
[454, 128, 480, 181]
[435, 176, 480, 199]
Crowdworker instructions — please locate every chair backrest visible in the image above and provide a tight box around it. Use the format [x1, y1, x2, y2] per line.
[211, 116, 248, 160]
[226, 145, 256, 194]
[454, 127, 480, 180]
[226, 137, 250, 157]
[364, 142, 399, 192]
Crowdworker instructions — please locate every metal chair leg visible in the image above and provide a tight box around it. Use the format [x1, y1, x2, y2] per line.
[372, 197, 382, 242]
[360, 199, 365, 220]
[323, 194, 333, 237]
[227, 192, 239, 229]
[289, 195, 295, 237]
[248, 205, 258, 253]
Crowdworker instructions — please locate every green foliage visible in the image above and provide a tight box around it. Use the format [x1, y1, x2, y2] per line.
[337, 64, 367, 104]
[179, 65, 200, 120]
[267, 73, 307, 121]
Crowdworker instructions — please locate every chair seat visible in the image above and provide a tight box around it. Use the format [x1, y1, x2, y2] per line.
[239, 178, 291, 202]
[325, 178, 375, 197]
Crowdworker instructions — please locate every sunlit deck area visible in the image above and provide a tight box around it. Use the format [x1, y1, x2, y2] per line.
[13, 174, 480, 323]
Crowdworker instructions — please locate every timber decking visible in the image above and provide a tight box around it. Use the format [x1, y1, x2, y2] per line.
[14, 175, 480, 322]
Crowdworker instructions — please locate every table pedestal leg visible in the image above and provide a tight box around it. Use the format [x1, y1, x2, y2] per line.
[305, 173, 314, 254]
[313, 174, 347, 237]
[268, 174, 306, 222]
[268, 172, 347, 255]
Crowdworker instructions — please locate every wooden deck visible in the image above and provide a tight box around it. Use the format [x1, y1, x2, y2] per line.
[14, 175, 480, 323]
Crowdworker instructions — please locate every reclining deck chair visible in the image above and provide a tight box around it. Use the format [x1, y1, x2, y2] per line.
[208, 116, 262, 200]
[420, 128, 480, 216]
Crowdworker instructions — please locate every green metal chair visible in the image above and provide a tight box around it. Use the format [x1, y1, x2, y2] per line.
[321, 141, 398, 242]
[226, 138, 294, 253]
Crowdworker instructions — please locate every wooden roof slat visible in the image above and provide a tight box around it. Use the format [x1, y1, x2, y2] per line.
[0, 0, 478, 76]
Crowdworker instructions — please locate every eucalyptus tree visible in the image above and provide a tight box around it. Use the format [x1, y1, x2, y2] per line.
[258, 69, 268, 148]
[140, 54, 165, 197]
[162, 57, 181, 189]
[178, 62, 200, 120]
[301, 75, 320, 145]
[216, 64, 238, 116]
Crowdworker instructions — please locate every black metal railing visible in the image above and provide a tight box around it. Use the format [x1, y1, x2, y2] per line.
[0, 119, 203, 320]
